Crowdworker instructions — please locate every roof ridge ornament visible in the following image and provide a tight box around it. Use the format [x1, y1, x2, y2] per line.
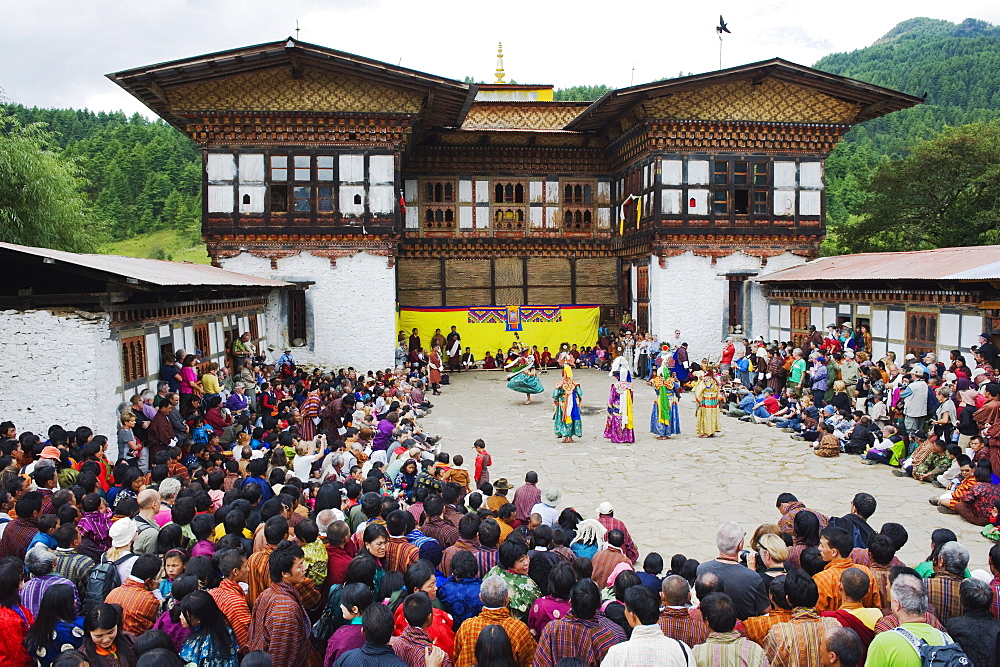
[494, 42, 505, 83]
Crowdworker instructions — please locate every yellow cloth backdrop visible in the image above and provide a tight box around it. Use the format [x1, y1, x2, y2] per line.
[397, 305, 600, 358]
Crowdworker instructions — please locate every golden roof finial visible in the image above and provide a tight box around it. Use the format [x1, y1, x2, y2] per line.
[494, 42, 506, 83]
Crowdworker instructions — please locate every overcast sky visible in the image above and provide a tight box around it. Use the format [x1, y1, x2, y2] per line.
[2, 0, 998, 118]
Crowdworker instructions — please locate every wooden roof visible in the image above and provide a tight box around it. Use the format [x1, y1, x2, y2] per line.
[564, 58, 923, 132]
[108, 38, 478, 130]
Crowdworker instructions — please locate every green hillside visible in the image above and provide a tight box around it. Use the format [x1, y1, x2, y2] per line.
[816, 17, 1000, 253]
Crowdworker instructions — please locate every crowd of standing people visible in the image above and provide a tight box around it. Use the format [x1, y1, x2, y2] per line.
[0, 323, 999, 666]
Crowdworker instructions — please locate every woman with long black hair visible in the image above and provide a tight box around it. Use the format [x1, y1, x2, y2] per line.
[81, 603, 137, 667]
[25, 583, 84, 666]
[178, 590, 239, 666]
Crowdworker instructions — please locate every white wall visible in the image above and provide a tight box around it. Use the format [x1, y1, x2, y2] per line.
[0, 310, 120, 436]
[221, 251, 395, 370]
[648, 251, 806, 361]
[748, 252, 809, 341]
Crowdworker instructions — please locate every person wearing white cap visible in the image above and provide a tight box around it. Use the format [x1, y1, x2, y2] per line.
[530, 488, 562, 526]
[596, 501, 638, 563]
[106, 517, 139, 582]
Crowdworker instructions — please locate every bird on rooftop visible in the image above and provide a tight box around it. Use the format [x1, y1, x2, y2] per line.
[717, 15, 731, 34]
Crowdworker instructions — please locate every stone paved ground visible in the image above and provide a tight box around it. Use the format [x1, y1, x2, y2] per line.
[425, 368, 993, 572]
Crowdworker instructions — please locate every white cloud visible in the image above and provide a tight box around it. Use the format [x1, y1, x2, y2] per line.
[1, 0, 998, 115]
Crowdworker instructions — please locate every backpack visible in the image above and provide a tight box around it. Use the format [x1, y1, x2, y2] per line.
[891, 627, 971, 666]
[82, 553, 132, 614]
[310, 583, 343, 649]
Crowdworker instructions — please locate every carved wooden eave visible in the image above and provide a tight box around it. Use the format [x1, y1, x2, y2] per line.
[206, 233, 397, 268]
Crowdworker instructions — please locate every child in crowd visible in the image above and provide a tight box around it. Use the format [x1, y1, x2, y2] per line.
[77, 493, 112, 562]
[160, 548, 189, 599]
[473, 439, 491, 487]
[814, 422, 841, 457]
[189, 415, 211, 446]
[444, 454, 473, 502]
[295, 519, 328, 584]
[26, 515, 59, 551]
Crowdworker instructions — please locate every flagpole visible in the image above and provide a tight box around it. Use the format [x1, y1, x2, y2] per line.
[719, 33, 723, 70]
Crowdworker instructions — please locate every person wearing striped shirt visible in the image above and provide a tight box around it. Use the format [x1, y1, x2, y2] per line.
[764, 569, 841, 667]
[210, 549, 252, 654]
[533, 577, 625, 666]
[605, 586, 696, 666]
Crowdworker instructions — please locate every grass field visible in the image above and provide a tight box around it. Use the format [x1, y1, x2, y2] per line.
[101, 229, 211, 265]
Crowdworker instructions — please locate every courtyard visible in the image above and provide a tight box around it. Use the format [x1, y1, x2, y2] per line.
[425, 367, 994, 572]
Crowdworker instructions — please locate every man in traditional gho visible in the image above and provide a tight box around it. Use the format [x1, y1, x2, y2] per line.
[693, 367, 722, 438]
[604, 371, 635, 443]
[552, 366, 583, 443]
[505, 345, 545, 405]
[446, 325, 462, 373]
[650, 363, 681, 440]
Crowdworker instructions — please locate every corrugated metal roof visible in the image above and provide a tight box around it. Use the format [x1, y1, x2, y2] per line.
[0, 242, 291, 288]
[756, 245, 1000, 283]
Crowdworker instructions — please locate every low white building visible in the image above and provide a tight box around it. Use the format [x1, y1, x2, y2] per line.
[754, 245, 1000, 362]
[0, 242, 291, 436]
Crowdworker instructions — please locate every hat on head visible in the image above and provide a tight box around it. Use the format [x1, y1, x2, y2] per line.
[39, 446, 61, 460]
[542, 488, 562, 506]
[912, 430, 928, 440]
[596, 501, 614, 515]
[844, 349, 855, 358]
[841, 322, 852, 329]
[234, 382, 246, 389]
[905, 354, 917, 360]
[493, 478, 513, 491]
[109, 518, 138, 548]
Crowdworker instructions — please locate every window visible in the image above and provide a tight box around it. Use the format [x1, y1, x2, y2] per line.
[713, 161, 729, 185]
[422, 181, 456, 203]
[293, 187, 311, 212]
[711, 158, 771, 217]
[562, 183, 594, 204]
[494, 181, 525, 203]
[753, 191, 768, 216]
[318, 187, 334, 212]
[270, 156, 288, 212]
[317, 156, 334, 181]
[713, 190, 728, 215]
[249, 314, 260, 340]
[121, 336, 147, 384]
[194, 323, 211, 357]
[294, 155, 311, 181]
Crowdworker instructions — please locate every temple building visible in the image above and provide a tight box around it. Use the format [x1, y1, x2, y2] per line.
[109, 38, 921, 367]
